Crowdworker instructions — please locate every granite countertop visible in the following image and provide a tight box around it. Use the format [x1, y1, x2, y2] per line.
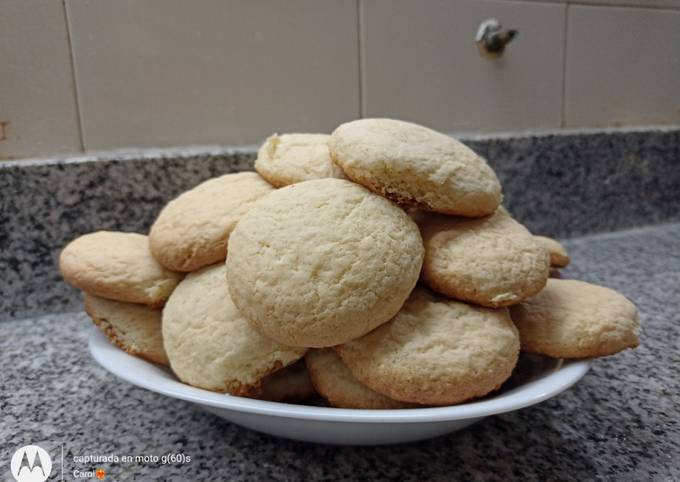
[1, 222, 678, 482]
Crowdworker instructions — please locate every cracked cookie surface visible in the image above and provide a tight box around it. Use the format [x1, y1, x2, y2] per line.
[85, 294, 168, 365]
[510, 279, 639, 358]
[60, 231, 181, 307]
[329, 118, 502, 216]
[417, 208, 550, 308]
[226, 178, 423, 347]
[337, 288, 520, 405]
[255, 133, 345, 187]
[306, 349, 416, 409]
[163, 264, 306, 396]
[149, 172, 273, 272]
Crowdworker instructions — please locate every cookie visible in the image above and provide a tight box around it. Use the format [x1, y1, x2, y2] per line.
[85, 294, 168, 365]
[226, 178, 424, 347]
[336, 288, 520, 406]
[306, 349, 415, 409]
[417, 208, 550, 307]
[534, 235, 570, 268]
[255, 133, 345, 187]
[162, 264, 306, 396]
[259, 360, 316, 403]
[149, 172, 274, 272]
[509, 279, 640, 358]
[329, 118, 502, 217]
[60, 231, 182, 307]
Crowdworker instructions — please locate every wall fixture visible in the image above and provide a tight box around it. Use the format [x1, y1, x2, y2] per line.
[476, 18, 518, 59]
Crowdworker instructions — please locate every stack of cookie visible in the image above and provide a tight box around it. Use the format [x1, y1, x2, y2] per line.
[60, 118, 640, 409]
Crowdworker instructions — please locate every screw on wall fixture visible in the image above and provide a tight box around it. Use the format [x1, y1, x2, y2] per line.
[475, 18, 518, 59]
[0, 121, 9, 141]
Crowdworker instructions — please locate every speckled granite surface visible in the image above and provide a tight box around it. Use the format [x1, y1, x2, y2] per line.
[468, 129, 680, 237]
[2, 223, 678, 481]
[1, 129, 679, 321]
[0, 148, 254, 321]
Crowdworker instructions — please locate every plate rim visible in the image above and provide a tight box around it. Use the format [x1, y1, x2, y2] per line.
[88, 326, 592, 424]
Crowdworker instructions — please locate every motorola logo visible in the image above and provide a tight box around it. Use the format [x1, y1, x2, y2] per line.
[10, 445, 52, 482]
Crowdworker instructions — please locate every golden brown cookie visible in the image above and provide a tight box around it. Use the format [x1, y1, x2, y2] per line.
[417, 208, 550, 307]
[259, 360, 316, 403]
[509, 279, 640, 358]
[162, 264, 306, 396]
[255, 133, 345, 187]
[306, 349, 416, 409]
[337, 288, 520, 406]
[60, 231, 181, 307]
[84, 294, 168, 365]
[226, 178, 424, 347]
[534, 235, 570, 268]
[149, 172, 274, 272]
[329, 118, 502, 216]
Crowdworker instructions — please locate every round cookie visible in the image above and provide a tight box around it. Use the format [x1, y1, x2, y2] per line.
[60, 231, 182, 307]
[162, 264, 306, 396]
[336, 288, 520, 406]
[85, 294, 168, 365]
[226, 178, 424, 348]
[509, 279, 640, 358]
[306, 349, 416, 409]
[534, 235, 570, 268]
[255, 133, 345, 187]
[329, 118, 502, 217]
[417, 208, 550, 308]
[259, 360, 316, 403]
[149, 172, 274, 272]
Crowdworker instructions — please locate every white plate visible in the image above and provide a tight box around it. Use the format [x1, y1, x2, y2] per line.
[89, 326, 591, 445]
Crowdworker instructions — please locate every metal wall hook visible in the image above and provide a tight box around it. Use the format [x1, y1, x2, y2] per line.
[476, 18, 518, 59]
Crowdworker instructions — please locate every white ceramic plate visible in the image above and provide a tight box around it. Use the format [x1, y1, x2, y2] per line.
[89, 326, 591, 445]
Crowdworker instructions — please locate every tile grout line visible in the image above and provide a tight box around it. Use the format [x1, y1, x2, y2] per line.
[61, 0, 86, 153]
[357, 0, 365, 118]
[560, 4, 570, 128]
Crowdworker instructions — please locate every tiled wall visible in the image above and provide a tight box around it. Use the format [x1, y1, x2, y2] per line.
[1, 0, 679, 159]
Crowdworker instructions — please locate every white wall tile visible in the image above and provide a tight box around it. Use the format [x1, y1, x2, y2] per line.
[361, 0, 566, 134]
[66, 0, 359, 150]
[580, 0, 680, 8]
[509, 0, 680, 9]
[565, 5, 680, 127]
[0, 0, 82, 159]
